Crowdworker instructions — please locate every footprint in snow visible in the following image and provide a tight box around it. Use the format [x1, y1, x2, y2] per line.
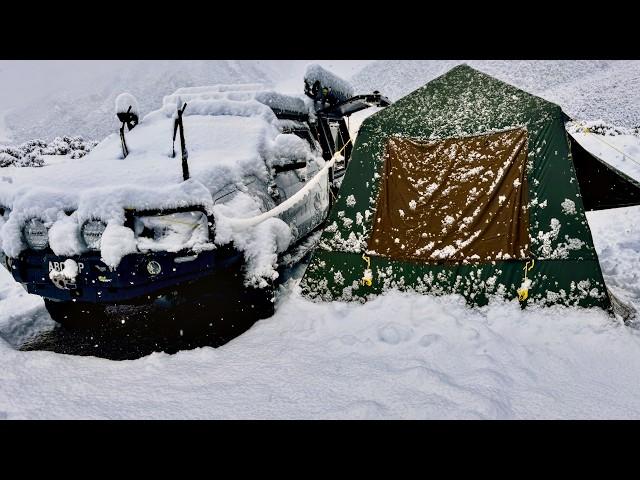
[340, 335, 358, 346]
[378, 324, 414, 345]
[419, 334, 440, 347]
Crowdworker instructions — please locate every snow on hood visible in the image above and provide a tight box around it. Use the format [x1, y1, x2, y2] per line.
[0, 84, 321, 283]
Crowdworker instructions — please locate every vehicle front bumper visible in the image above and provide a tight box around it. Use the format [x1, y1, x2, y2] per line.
[6, 247, 244, 304]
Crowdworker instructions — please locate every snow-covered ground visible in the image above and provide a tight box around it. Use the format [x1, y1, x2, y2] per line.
[2, 233, 640, 419]
[2, 60, 640, 419]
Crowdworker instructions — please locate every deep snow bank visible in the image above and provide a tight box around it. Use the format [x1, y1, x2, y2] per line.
[2, 137, 640, 419]
[2, 279, 640, 419]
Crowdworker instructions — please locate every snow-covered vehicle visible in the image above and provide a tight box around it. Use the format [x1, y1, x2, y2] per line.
[0, 66, 389, 326]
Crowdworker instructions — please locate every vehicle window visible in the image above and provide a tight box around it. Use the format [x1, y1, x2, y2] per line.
[282, 126, 316, 149]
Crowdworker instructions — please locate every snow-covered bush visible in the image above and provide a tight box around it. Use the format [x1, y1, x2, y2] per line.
[0, 136, 98, 168]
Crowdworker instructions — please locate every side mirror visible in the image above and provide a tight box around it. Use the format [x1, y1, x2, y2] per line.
[272, 158, 307, 174]
[117, 108, 138, 131]
[115, 93, 140, 159]
[115, 93, 139, 131]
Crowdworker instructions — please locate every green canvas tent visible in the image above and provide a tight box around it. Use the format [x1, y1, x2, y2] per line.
[301, 65, 640, 311]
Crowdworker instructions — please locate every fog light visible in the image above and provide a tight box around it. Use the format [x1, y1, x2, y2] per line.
[23, 218, 49, 250]
[147, 260, 161, 275]
[82, 220, 107, 251]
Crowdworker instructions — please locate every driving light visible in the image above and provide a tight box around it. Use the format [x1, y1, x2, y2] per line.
[23, 218, 49, 250]
[147, 260, 161, 275]
[134, 211, 209, 252]
[82, 220, 107, 250]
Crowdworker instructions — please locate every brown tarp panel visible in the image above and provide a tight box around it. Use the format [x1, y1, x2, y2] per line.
[367, 128, 530, 263]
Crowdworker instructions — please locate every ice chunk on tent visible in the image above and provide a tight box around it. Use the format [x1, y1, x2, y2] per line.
[561, 198, 577, 215]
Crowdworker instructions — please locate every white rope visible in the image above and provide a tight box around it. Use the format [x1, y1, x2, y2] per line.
[223, 158, 336, 230]
[220, 138, 351, 230]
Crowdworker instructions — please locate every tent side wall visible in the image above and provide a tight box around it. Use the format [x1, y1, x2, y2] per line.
[303, 251, 609, 308]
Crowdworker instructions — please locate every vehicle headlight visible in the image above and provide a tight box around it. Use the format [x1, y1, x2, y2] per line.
[82, 220, 107, 250]
[23, 218, 49, 250]
[134, 211, 209, 251]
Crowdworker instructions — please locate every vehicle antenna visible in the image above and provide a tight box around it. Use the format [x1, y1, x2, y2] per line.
[119, 105, 132, 158]
[116, 101, 138, 159]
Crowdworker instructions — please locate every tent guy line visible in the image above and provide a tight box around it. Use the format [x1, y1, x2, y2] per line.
[581, 126, 640, 168]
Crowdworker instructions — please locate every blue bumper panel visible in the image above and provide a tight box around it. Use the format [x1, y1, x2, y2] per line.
[10, 247, 244, 303]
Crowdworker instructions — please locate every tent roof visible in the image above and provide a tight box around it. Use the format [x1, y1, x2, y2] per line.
[360, 64, 562, 142]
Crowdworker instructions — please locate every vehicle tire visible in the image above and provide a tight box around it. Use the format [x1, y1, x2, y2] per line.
[242, 283, 276, 319]
[44, 299, 107, 328]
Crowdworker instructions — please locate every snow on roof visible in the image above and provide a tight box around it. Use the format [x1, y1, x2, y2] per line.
[1, 84, 314, 211]
[172, 83, 267, 95]
[304, 64, 354, 102]
[1, 104, 273, 214]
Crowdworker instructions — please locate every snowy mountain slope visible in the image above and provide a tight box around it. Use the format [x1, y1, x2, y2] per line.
[2, 60, 282, 143]
[352, 60, 640, 127]
[1, 60, 371, 145]
[541, 63, 640, 127]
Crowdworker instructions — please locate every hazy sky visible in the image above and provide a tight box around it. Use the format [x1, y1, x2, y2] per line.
[0, 60, 373, 110]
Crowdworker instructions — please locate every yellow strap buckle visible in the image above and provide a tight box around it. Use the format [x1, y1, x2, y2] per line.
[361, 254, 373, 287]
[517, 259, 535, 302]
